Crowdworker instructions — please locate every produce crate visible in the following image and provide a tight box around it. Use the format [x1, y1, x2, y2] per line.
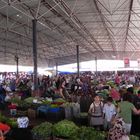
[47, 107, 65, 122]
[17, 110, 27, 116]
[37, 105, 49, 118]
[64, 106, 73, 120]
[0, 103, 5, 110]
[28, 108, 36, 119]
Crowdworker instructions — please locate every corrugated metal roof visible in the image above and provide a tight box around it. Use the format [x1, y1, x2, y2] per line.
[0, 0, 139, 67]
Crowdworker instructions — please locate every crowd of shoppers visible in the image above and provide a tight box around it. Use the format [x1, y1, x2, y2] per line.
[0, 71, 140, 139]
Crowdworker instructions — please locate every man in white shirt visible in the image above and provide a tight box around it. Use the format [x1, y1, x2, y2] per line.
[103, 97, 116, 130]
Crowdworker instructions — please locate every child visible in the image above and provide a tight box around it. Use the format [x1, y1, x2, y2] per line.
[88, 94, 104, 130]
[103, 97, 116, 130]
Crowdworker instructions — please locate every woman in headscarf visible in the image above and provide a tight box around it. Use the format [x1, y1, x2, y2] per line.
[108, 117, 129, 140]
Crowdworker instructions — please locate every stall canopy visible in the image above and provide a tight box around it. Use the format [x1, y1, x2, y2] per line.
[0, 0, 139, 67]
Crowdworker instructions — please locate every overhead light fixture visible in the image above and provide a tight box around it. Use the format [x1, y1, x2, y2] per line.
[16, 14, 22, 18]
[112, 55, 116, 58]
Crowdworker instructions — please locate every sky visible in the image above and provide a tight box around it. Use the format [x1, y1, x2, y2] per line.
[57, 60, 140, 72]
[0, 59, 140, 73]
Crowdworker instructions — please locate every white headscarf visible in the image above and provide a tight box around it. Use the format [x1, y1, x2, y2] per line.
[17, 117, 29, 128]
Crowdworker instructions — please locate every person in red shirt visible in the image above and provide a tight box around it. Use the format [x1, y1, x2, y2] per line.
[0, 122, 10, 135]
[110, 87, 120, 101]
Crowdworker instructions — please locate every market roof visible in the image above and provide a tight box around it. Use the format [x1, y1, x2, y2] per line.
[0, 0, 140, 67]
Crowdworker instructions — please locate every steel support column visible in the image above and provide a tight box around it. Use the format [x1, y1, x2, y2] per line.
[76, 45, 80, 77]
[15, 55, 19, 77]
[95, 57, 97, 72]
[56, 62, 58, 76]
[32, 19, 38, 90]
[123, 0, 134, 52]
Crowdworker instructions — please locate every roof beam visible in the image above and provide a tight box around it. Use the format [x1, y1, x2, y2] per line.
[0, 13, 68, 52]
[42, 0, 99, 54]
[0, 0, 107, 61]
[95, 0, 111, 14]
[54, 0, 104, 50]
[93, 0, 117, 55]
[0, 7, 78, 53]
[123, 0, 134, 52]
[43, 0, 107, 55]
[0, 43, 50, 62]
[11, 0, 80, 50]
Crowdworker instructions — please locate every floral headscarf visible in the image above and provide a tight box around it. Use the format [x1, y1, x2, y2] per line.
[108, 117, 126, 140]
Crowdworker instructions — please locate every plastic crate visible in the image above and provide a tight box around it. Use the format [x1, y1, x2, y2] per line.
[49, 107, 60, 113]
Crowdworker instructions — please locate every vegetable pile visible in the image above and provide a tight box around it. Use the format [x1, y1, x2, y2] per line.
[53, 120, 79, 138]
[32, 120, 139, 140]
[129, 135, 139, 140]
[0, 113, 17, 128]
[32, 122, 53, 140]
[71, 126, 106, 140]
[18, 100, 31, 109]
[24, 97, 34, 104]
[54, 98, 66, 103]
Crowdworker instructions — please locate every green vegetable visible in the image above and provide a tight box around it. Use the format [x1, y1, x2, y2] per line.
[71, 126, 106, 140]
[129, 135, 139, 140]
[0, 114, 17, 128]
[0, 114, 7, 122]
[24, 97, 34, 103]
[18, 84, 29, 91]
[80, 113, 88, 117]
[42, 100, 52, 105]
[134, 89, 139, 95]
[61, 102, 72, 108]
[113, 100, 117, 106]
[32, 122, 53, 139]
[10, 98, 21, 104]
[6, 118, 17, 128]
[53, 120, 79, 138]
[18, 100, 31, 109]
[54, 98, 66, 103]
[50, 104, 59, 108]
[98, 92, 108, 100]
[107, 81, 116, 88]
